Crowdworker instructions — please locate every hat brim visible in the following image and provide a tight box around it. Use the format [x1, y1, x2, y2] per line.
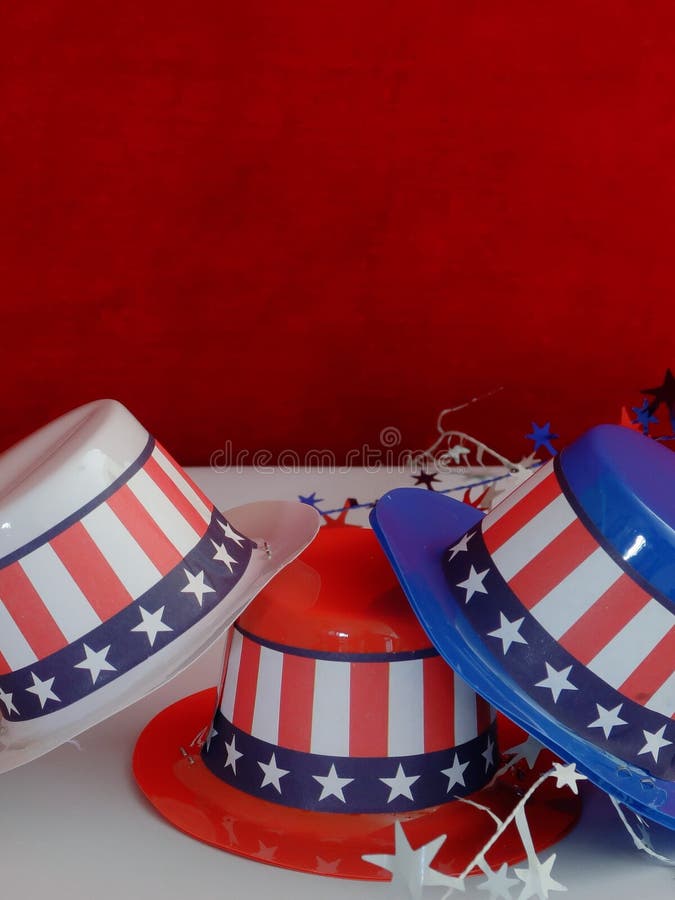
[369, 488, 675, 830]
[0, 500, 319, 774]
[133, 692, 580, 881]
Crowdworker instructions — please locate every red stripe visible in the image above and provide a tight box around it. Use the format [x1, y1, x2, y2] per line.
[619, 626, 675, 710]
[107, 484, 183, 575]
[144, 455, 207, 538]
[50, 521, 133, 619]
[0, 649, 10, 675]
[558, 574, 652, 665]
[154, 443, 214, 514]
[0, 562, 66, 658]
[476, 696, 493, 733]
[232, 637, 260, 733]
[422, 656, 455, 751]
[278, 654, 315, 752]
[349, 662, 389, 756]
[508, 518, 597, 610]
[483, 470, 560, 554]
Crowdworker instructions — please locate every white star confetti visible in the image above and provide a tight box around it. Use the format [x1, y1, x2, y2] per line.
[362, 821, 448, 900]
[514, 853, 566, 899]
[478, 862, 519, 899]
[550, 762, 587, 795]
[502, 735, 545, 770]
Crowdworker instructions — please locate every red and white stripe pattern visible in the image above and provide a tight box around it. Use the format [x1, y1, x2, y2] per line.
[482, 460, 675, 719]
[220, 627, 494, 757]
[0, 442, 214, 676]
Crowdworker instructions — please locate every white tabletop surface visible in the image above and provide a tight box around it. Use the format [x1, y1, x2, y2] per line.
[2, 465, 674, 899]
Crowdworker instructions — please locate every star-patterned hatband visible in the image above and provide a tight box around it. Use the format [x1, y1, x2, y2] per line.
[0, 510, 253, 721]
[201, 712, 499, 814]
[443, 524, 675, 781]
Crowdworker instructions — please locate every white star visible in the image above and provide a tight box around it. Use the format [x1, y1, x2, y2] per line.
[312, 763, 354, 802]
[74, 644, 116, 684]
[181, 568, 215, 606]
[638, 725, 673, 763]
[488, 613, 528, 654]
[258, 752, 290, 793]
[380, 763, 420, 802]
[482, 735, 496, 771]
[362, 821, 448, 899]
[0, 686, 18, 716]
[535, 663, 577, 703]
[550, 762, 587, 795]
[456, 565, 490, 603]
[478, 862, 519, 899]
[504, 735, 545, 769]
[588, 703, 628, 739]
[224, 735, 243, 773]
[26, 672, 60, 708]
[514, 853, 566, 899]
[131, 605, 173, 646]
[446, 444, 470, 463]
[219, 519, 246, 547]
[448, 531, 474, 560]
[205, 725, 218, 751]
[210, 539, 238, 573]
[441, 753, 470, 791]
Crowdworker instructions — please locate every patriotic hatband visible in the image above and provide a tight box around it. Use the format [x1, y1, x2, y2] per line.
[0, 399, 319, 772]
[371, 425, 675, 830]
[133, 523, 580, 880]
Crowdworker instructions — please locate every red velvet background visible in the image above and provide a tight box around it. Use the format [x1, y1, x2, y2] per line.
[1, 2, 672, 464]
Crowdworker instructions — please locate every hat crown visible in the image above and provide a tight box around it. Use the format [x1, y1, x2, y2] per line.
[239, 524, 432, 655]
[0, 399, 148, 561]
[559, 425, 675, 603]
[203, 524, 498, 815]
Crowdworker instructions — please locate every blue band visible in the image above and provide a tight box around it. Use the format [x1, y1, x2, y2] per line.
[201, 710, 499, 813]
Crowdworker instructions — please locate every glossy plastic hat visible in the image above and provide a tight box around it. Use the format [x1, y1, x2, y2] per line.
[371, 425, 675, 829]
[134, 522, 580, 879]
[0, 399, 319, 772]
